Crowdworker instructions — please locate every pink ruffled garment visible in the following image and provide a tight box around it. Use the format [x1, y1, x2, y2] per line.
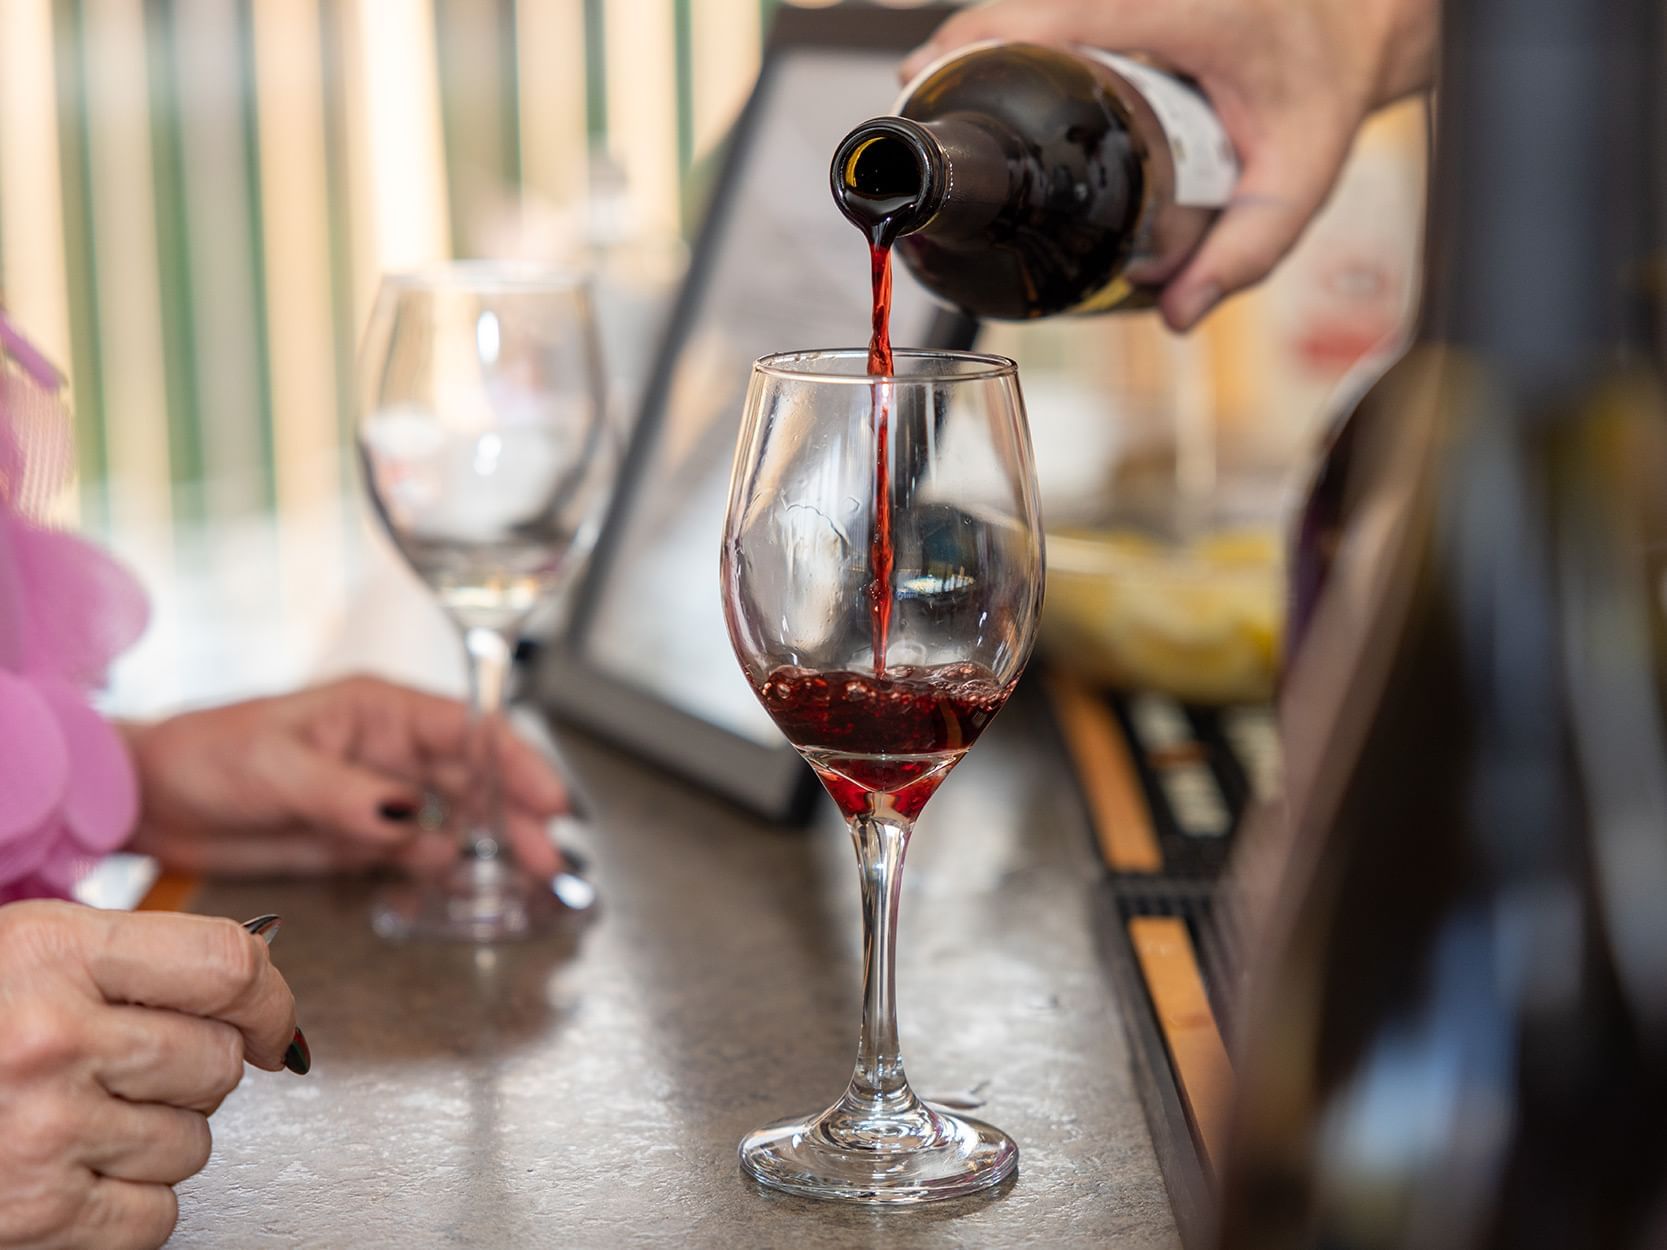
[0, 311, 148, 902]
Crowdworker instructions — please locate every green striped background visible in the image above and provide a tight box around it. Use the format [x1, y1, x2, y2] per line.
[0, 0, 802, 541]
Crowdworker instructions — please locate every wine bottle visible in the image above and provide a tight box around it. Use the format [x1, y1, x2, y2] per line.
[1217, 0, 1667, 1246]
[831, 42, 1238, 320]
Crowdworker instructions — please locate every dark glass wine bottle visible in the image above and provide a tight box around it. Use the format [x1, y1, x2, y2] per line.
[830, 42, 1238, 320]
[1218, 0, 1667, 1246]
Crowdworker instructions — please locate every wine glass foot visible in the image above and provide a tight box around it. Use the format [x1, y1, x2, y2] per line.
[372, 854, 583, 942]
[739, 1099, 1018, 1204]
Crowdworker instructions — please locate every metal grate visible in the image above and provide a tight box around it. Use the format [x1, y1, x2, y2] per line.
[1049, 679, 1275, 1249]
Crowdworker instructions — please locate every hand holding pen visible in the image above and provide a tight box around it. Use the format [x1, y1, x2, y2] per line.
[0, 904, 306, 1250]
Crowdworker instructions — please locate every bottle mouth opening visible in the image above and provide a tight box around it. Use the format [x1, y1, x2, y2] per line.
[830, 118, 940, 234]
[844, 133, 925, 201]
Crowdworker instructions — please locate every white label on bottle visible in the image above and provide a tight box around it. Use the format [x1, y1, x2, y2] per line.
[1089, 51, 1238, 208]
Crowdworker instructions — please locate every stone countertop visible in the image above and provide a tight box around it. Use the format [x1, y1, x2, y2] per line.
[169, 694, 1178, 1248]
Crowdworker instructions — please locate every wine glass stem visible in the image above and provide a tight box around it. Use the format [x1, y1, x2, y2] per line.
[847, 813, 913, 1111]
[461, 625, 513, 862]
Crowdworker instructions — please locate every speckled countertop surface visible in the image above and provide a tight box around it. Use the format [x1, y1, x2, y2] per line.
[170, 695, 1178, 1248]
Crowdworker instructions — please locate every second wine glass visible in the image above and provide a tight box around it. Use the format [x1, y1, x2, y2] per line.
[357, 263, 614, 941]
[722, 348, 1044, 1202]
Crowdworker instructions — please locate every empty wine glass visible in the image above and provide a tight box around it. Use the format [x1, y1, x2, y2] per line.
[357, 263, 613, 941]
[722, 348, 1044, 1202]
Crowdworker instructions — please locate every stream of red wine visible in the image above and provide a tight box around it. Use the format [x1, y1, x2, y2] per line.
[867, 241, 894, 375]
[867, 238, 895, 674]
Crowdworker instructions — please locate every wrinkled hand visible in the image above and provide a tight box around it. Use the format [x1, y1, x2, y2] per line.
[0, 902, 297, 1250]
[123, 676, 569, 879]
[901, 0, 1438, 329]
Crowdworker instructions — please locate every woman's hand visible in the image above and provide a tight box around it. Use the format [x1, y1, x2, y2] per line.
[122, 676, 570, 879]
[0, 902, 298, 1250]
[901, 0, 1439, 330]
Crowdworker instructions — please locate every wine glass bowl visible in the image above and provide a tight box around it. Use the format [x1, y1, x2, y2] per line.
[357, 264, 612, 941]
[722, 348, 1043, 1202]
[724, 349, 1040, 678]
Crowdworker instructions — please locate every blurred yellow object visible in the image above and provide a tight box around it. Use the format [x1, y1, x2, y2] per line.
[1041, 526, 1283, 704]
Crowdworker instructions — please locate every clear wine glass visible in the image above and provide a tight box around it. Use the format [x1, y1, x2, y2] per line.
[356, 263, 613, 941]
[721, 348, 1044, 1202]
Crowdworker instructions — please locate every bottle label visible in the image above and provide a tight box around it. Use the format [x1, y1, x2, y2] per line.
[1089, 51, 1238, 208]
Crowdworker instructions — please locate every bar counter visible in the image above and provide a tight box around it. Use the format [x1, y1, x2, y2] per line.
[167, 694, 1179, 1248]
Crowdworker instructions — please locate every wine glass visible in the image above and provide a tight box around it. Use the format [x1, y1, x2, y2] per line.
[721, 348, 1044, 1202]
[357, 263, 613, 941]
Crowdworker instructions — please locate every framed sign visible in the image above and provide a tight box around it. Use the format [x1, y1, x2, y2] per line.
[536, 3, 975, 821]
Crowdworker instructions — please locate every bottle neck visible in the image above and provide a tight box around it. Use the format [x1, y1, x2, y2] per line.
[830, 115, 1017, 248]
[1420, 0, 1661, 382]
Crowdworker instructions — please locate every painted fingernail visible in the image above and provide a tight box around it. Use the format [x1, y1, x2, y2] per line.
[284, 1027, 311, 1075]
[241, 915, 283, 945]
[378, 800, 417, 823]
[1172, 281, 1223, 330]
[552, 870, 597, 911]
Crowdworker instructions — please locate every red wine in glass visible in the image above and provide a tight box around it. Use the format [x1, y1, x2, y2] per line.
[757, 662, 1014, 821]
